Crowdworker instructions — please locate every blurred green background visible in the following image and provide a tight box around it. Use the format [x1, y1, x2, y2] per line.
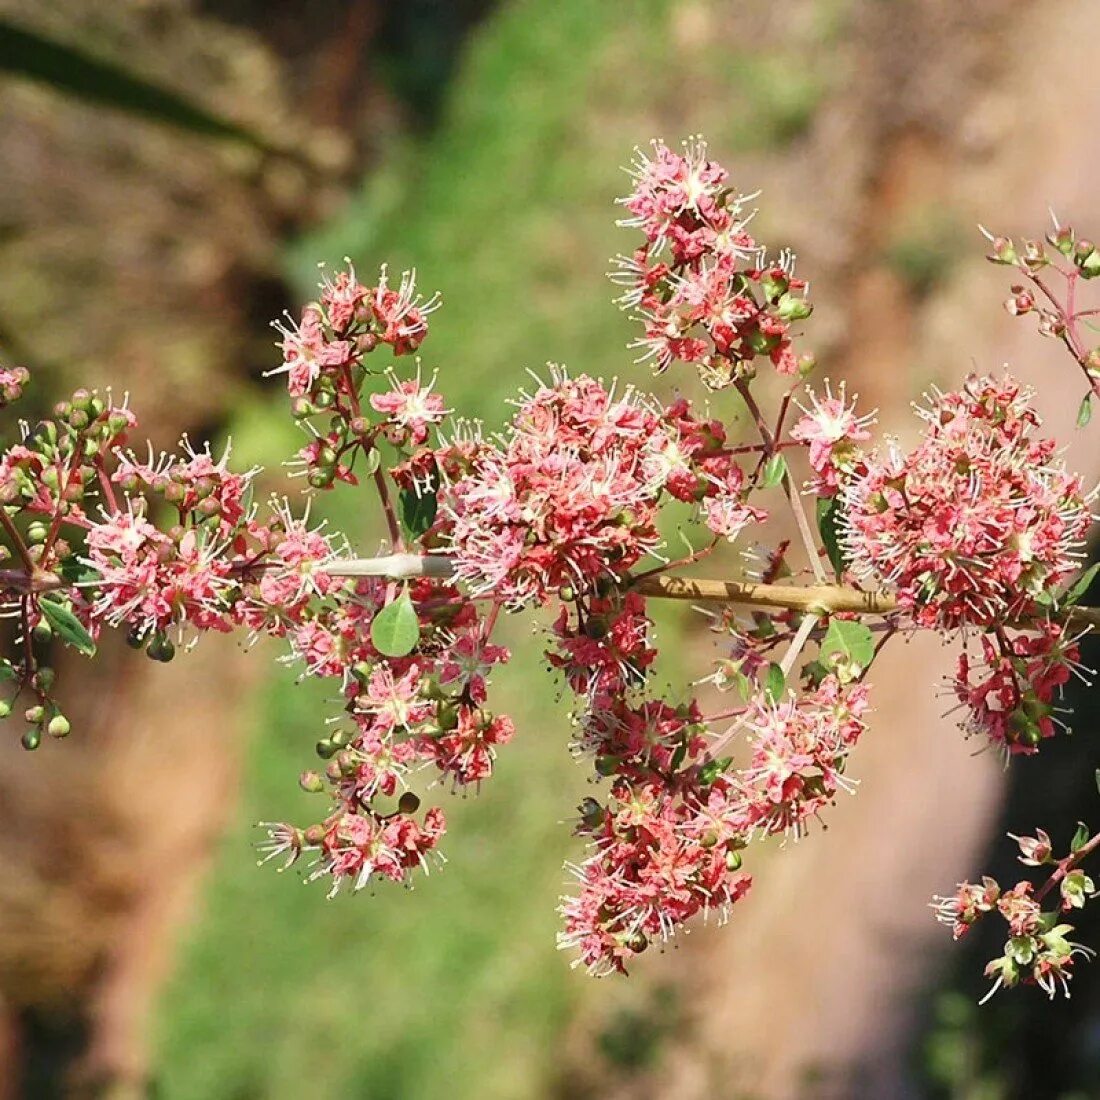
[2, 2, 1100, 1098]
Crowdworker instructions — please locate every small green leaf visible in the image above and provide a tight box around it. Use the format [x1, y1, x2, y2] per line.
[38, 596, 96, 657]
[1062, 562, 1100, 608]
[400, 480, 438, 540]
[370, 590, 420, 657]
[762, 454, 788, 488]
[763, 662, 786, 704]
[1078, 393, 1093, 428]
[816, 495, 847, 578]
[670, 739, 688, 773]
[1072, 821, 1090, 853]
[820, 619, 875, 670]
[698, 756, 733, 786]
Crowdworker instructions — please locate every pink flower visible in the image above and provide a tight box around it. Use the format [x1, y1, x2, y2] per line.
[369, 371, 448, 447]
[790, 382, 875, 497]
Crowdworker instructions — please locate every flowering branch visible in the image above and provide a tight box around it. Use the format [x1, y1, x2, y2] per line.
[0, 137, 1096, 992]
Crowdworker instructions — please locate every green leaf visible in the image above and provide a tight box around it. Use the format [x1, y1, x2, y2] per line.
[763, 662, 786, 704]
[698, 756, 733, 786]
[762, 454, 788, 488]
[1078, 393, 1093, 428]
[370, 590, 420, 657]
[1072, 821, 1091, 854]
[820, 619, 875, 671]
[38, 596, 96, 657]
[400, 486, 438, 539]
[816, 495, 846, 578]
[1062, 562, 1100, 608]
[0, 19, 279, 156]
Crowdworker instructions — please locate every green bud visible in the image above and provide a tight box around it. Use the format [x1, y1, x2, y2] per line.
[315, 738, 338, 759]
[299, 770, 325, 794]
[0, 700, 12, 719]
[21, 728, 40, 751]
[47, 714, 71, 739]
[776, 293, 813, 322]
[595, 754, 619, 777]
[146, 634, 176, 663]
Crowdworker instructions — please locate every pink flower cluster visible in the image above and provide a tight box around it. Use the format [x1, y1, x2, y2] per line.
[614, 138, 813, 387]
[271, 262, 442, 491]
[932, 872, 1097, 1001]
[443, 372, 672, 606]
[843, 374, 1093, 629]
[949, 622, 1084, 755]
[736, 675, 871, 839]
[260, 579, 512, 894]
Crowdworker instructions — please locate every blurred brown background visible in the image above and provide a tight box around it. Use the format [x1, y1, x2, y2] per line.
[0, 2, 1098, 1098]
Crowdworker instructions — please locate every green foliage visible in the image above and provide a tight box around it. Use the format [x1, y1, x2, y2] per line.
[370, 589, 421, 657]
[38, 595, 96, 656]
[816, 495, 847, 578]
[820, 618, 874, 671]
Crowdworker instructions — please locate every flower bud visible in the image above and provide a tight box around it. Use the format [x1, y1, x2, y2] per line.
[1048, 225, 1075, 256]
[398, 791, 421, 815]
[21, 728, 40, 751]
[299, 770, 325, 794]
[24, 705, 44, 724]
[146, 634, 176, 663]
[47, 713, 70, 739]
[987, 236, 1017, 265]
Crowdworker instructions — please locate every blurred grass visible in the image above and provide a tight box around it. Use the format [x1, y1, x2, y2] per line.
[153, 1, 839, 1096]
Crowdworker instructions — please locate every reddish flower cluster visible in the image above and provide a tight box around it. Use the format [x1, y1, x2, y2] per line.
[736, 675, 871, 839]
[948, 622, 1085, 755]
[443, 372, 673, 606]
[614, 138, 814, 387]
[271, 261, 440, 490]
[932, 868, 1097, 1001]
[843, 374, 1093, 629]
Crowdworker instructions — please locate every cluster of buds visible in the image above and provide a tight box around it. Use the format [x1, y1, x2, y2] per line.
[986, 219, 1100, 425]
[0, 139, 1096, 997]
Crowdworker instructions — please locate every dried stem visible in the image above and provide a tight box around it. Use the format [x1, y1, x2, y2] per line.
[320, 555, 1100, 630]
